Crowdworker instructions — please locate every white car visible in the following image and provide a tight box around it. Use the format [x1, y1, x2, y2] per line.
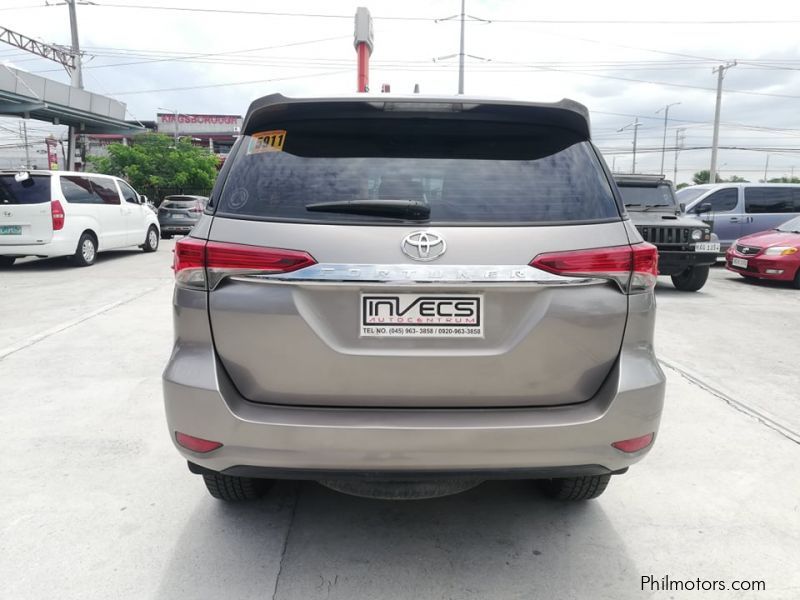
[0, 170, 160, 267]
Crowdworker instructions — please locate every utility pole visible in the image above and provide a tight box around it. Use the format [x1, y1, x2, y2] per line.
[657, 102, 680, 176]
[66, 0, 83, 171]
[763, 155, 770, 182]
[158, 108, 179, 144]
[617, 118, 642, 174]
[434, 1, 488, 94]
[709, 61, 736, 186]
[673, 127, 685, 183]
[458, 0, 465, 94]
[20, 121, 31, 168]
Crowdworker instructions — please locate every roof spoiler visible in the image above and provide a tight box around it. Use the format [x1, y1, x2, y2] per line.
[241, 94, 592, 141]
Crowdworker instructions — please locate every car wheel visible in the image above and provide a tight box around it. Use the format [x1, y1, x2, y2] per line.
[72, 233, 97, 267]
[202, 473, 272, 501]
[793, 268, 800, 290]
[0, 256, 15, 267]
[539, 474, 611, 501]
[671, 265, 710, 292]
[143, 226, 159, 252]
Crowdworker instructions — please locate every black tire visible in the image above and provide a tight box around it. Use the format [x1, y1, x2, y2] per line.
[0, 256, 15, 267]
[202, 473, 272, 502]
[671, 265, 710, 292]
[142, 226, 159, 252]
[793, 268, 800, 290]
[72, 232, 97, 267]
[160, 233, 173, 240]
[539, 474, 612, 501]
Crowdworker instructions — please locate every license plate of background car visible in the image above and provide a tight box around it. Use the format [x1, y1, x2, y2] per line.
[0, 225, 22, 235]
[360, 293, 483, 338]
[732, 257, 748, 269]
[695, 242, 720, 252]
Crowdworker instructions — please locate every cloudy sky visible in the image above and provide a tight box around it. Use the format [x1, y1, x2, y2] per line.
[2, 0, 800, 183]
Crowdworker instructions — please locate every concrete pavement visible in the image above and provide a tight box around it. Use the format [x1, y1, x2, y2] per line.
[1, 245, 798, 599]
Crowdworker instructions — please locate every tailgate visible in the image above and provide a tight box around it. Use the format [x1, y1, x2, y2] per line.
[0, 174, 53, 245]
[206, 220, 630, 408]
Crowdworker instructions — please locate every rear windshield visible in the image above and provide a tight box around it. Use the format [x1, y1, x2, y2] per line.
[617, 183, 675, 208]
[217, 124, 619, 225]
[0, 174, 51, 205]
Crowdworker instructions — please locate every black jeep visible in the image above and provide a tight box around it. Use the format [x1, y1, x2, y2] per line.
[615, 174, 720, 292]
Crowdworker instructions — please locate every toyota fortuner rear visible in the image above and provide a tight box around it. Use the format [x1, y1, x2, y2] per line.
[163, 94, 665, 502]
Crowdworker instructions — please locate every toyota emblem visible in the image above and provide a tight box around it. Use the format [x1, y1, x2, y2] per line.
[401, 231, 447, 262]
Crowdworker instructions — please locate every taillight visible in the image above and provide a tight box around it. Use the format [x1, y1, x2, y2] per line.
[173, 238, 316, 289]
[51, 200, 65, 231]
[530, 243, 658, 293]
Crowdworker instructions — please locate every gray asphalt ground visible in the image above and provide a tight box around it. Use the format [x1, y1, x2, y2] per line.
[1, 244, 798, 600]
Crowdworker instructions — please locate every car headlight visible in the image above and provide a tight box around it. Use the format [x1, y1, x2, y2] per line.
[691, 229, 703, 241]
[764, 246, 798, 256]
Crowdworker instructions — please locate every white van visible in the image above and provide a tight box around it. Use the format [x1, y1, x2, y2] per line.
[677, 183, 800, 252]
[0, 170, 160, 267]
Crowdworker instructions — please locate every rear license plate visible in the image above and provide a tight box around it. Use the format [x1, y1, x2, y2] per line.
[360, 294, 483, 338]
[732, 257, 748, 269]
[695, 242, 720, 252]
[0, 225, 21, 235]
[172, 214, 187, 219]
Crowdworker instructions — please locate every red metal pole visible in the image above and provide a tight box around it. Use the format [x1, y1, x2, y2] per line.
[357, 42, 370, 92]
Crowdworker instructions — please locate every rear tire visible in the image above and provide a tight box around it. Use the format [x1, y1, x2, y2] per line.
[0, 256, 15, 267]
[160, 233, 172, 240]
[202, 473, 272, 502]
[72, 233, 97, 267]
[539, 474, 612, 500]
[143, 226, 159, 252]
[671, 265, 709, 292]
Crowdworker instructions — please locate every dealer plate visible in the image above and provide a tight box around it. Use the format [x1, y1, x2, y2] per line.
[695, 242, 720, 252]
[732, 257, 748, 269]
[360, 293, 483, 338]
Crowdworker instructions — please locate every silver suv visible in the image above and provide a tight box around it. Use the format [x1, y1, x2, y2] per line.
[163, 94, 665, 502]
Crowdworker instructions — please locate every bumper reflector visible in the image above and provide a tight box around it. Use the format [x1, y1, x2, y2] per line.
[612, 433, 654, 453]
[175, 432, 223, 453]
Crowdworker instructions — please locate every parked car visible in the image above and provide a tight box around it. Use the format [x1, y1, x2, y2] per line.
[163, 94, 665, 503]
[615, 174, 719, 291]
[157, 195, 208, 239]
[725, 215, 800, 287]
[0, 170, 160, 267]
[677, 183, 800, 253]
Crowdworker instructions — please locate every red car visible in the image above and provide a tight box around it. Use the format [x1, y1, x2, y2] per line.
[726, 215, 800, 287]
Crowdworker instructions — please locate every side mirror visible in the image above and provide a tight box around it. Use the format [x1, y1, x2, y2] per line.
[695, 202, 712, 214]
[139, 194, 148, 204]
[679, 202, 686, 213]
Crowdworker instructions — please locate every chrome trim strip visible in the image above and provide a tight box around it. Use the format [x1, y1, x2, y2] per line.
[224, 263, 603, 287]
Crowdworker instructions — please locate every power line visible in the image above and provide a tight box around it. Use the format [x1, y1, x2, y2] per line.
[108, 69, 350, 95]
[73, 3, 800, 25]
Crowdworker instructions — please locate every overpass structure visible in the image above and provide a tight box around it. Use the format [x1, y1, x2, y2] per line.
[0, 65, 142, 135]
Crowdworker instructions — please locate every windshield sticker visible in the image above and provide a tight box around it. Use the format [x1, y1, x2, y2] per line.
[248, 130, 286, 154]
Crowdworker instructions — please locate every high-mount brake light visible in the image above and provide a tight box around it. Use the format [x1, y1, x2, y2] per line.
[173, 238, 317, 289]
[51, 200, 65, 231]
[530, 243, 658, 293]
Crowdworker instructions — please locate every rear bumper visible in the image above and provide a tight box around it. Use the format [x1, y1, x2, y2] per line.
[0, 237, 75, 258]
[657, 250, 718, 275]
[163, 295, 665, 476]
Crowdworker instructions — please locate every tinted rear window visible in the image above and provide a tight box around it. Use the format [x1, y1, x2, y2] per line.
[744, 187, 800, 213]
[0, 175, 51, 205]
[217, 123, 618, 225]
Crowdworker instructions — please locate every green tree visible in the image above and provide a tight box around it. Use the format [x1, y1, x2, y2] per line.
[691, 170, 725, 184]
[87, 133, 219, 191]
[767, 176, 800, 183]
[676, 182, 690, 190]
[726, 175, 749, 182]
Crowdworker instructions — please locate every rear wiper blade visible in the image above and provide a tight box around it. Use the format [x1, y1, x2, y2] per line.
[641, 204, 672, 211]
[306, 199, 430, 220]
